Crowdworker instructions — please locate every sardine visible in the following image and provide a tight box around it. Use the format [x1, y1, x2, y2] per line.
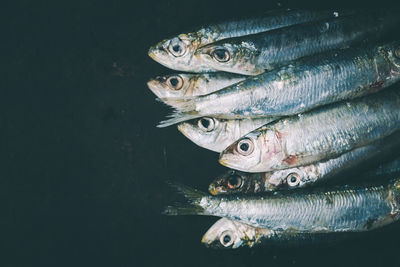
[158, 41, 400, 127]
[148, 9, 345, 72]
[178, 117, 277, 152]
[210, 133, 400, 194]
[164, 179, 400, 232]
[147, 72, 246, 101]
[194, 11, 400, 75]
[219, 88, 400, 173]
[202, 217, 358, 249]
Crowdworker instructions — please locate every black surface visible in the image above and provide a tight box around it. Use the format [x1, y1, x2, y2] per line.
[4, 1, 400, 266]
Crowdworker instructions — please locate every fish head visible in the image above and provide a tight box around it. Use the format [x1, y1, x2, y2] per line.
[194, 41, 262, 75]
[148, 33, 210, 72]
[266, 168, 309, 191]
[208, 169, 265, 195]
[392, 178, 400, 206]
[219, 127, 284, 172]
[202, 218, 260, 249]
[147, 73, 195, 98]
[385, 41, 400, 73]
[178, 117, 234, 153]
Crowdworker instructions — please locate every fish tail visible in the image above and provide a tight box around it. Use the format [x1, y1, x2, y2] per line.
[158, 97, 196, 112]
[163, 181, 207, 216]
[157, 111, 202, 128]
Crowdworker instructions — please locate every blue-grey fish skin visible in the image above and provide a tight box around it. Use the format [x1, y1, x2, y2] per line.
[219, 87, 400, 173]
[202, 217, 358, 249]
[184, 179, 400, 232]
[195, 11, 400, 75]
[148, 9, 346, 72]
[210, 133, 400, 195]
[201, 9, 342, 41]
[158, 41, 400, 127]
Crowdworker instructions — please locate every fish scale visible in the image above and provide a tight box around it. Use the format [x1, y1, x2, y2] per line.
[149, 9, 346, 73]
[159, 41, 400, 127]
[209, 135, 400, 195]
[194, 11, 400, 75]
[167, 181, 400, 232]
[216, 90, 400, 173]
[283, 93, 399, 164]
[202, 217, 365, 249]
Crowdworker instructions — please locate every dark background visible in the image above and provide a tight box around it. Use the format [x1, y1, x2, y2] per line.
[4, 1, 400, 266]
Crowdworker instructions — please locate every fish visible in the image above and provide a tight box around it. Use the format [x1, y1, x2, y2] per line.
[194, 11, 400, 75]
[210, 133, 400, 194]
[208, 170, 266, 195]
[219, 88, 400, 173]
[202, 217, 274, 249]
[158, 40, 400, 127]
[164, 179, 400, 232]
[178, 117, 277, 152]
[148, 9, 345, 72]
[147, 72, 246, 101]
[202, 217, 358, 249]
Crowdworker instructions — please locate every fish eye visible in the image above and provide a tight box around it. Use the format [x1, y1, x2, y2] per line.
[237, 138, 254, 156]
[168, 38, 186, 57]
[227, 175, 242, 189]
[166, 75, 183, 90]
[286, 173, 301, 187]
[219, 230, 234, 247]
[395, 47, 400, 59]
[198, 117, 215, 132]
[212, 49, 230, 62]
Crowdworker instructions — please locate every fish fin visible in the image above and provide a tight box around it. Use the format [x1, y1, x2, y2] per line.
[157, 111, 202, 128]
[155, 97, 167, 104]
[163, 181, 207, 216]
[163, 203, 205, 216]
[159, 97, 196, 112]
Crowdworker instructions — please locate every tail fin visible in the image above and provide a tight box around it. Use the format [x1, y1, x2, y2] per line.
[159, 97, 196, 112]
[157, 111, 203, 128]
[163, 181, 207, 216]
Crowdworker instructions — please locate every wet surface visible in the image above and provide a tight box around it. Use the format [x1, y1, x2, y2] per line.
[4, 1, 400, 266]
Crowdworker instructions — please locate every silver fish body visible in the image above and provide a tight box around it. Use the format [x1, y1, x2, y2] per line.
[147, 72, 247, 100]
[203, 217, 358, 249]
[178, 117, 277, 152]
[210, 135, 400, 195]
[220, 88, 400, 173]
[265, 133, 400, 190]
[159, 41, 400, 127]
[165, 179, 400, 232]
[195, 11, 400, 74]
[148, 9, 344, 72]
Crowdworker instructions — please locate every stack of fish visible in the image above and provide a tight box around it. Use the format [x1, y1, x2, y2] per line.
[147, 8, 400, 249]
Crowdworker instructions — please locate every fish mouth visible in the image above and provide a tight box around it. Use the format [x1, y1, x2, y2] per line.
[146, 78, 157, 90]
[218, 147, 235, 167]
[177, 123, 189, 135]
[219, 155, 249, 172]
[148, 44, 170, 66]
[201, 235, 216, 248]
[148, 45, 160, 60]
[208, 184, 220, 196]
[218, 156, 229, 167]
[201, 235, 210, 244]
[146, 79, 164, 98]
